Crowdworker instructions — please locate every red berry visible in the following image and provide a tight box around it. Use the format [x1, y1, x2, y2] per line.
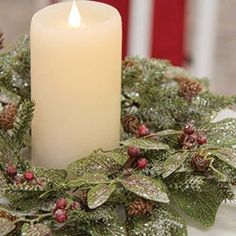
[71, 201, 80, 210]
[53, 209, 68, 223]
[137, 158, 148, 169]
[137, 124, 150, 137]
[197, 133, 207, 145]
[23, 171, 35, 181]
[183, 123, 195, 135]
[56, 198, 67, 209]
[127, 146, 141, 158]
[6, 165, 17, 177]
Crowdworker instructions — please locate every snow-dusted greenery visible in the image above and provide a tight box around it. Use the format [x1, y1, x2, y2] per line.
[0, 36, 235, 235]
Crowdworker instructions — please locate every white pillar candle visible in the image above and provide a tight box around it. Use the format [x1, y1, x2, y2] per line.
[31, 0, 122, 168]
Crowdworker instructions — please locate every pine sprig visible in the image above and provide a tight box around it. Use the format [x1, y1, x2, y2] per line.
[0, 35, 30, 100]
[122, 57, 236, 130]
[11, 100, 34, 149]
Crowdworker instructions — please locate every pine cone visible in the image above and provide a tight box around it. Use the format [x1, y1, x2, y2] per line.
[0, 210, 17, 222]
[0, 31, 4, 49]
[122, 59, 135, 68]
[191, 154, 210, 172]
[122, 114, 140, 134]
[128, 198, 155, 216]
[179, 132, 197, 149]
[178, 78, 202, 101]
[0, 103, 17, 130]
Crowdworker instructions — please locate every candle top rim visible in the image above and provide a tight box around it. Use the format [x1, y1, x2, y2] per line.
[32, 0, 121, 31]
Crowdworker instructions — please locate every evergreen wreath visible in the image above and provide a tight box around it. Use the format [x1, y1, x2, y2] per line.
[0, 35, 235, 236]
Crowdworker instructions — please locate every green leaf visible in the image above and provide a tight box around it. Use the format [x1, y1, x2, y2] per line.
[88, 183, 116, 209]
[21, 223, 52, 236]
[200, 118, 236, 147]
[68, 173, 109, 188]
[121, 138, 169, 150]
[103, 148, 128, 166]
[130, 205, 187, 236]
[122, 174, 169, 203]
[156, 129, 181, 136]
[67, 150, 124, 178]
[171, 184, 223, 226]
[212, 149, 236, 170]
[0, 218, 15, 235]
[33, 167, 67, 183]
[162, 152, 190, 178]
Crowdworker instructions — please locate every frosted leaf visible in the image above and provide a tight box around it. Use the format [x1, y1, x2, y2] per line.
[0, 218, 15, 235]
[121, 138, 169, 150]
[88, 183, 116, 209]
[122, 174, 169, 203]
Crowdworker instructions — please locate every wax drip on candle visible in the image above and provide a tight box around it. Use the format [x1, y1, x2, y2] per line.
[68, 1, 81, 28]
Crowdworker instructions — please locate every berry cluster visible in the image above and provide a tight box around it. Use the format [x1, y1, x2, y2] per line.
[179, 123, 207, 149]
[127, 146, 148, 170]
[52, 198, 80, 223]
[5, 165, 44, 186]
[125, 123, 150, 170]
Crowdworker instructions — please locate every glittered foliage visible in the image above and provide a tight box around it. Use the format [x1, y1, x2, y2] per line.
[0, 37, 235, 235]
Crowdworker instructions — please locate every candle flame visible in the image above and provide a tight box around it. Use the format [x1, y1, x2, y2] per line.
[68, 1, 81, 28]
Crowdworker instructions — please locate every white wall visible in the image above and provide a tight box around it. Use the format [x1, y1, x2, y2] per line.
[0, 0, 49, 48]
[128, 0, 154, 57]
[190, 0, 219, 79]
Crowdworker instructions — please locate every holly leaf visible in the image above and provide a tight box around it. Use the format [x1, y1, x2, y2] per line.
[68, 173, 109, 188]
[156, 129, 181, 137]
[0, 218, 15, 236]
[122, 174, 169, 203]
[199, 118, 236, 147]
[21, 223, 52, 236]
[121, 138, 169, 150]
[67, 149, 125, 178]
[33, 167, 67, 183]
[103, 148, 128, 166]
[162, 151, 190, 178]
[212, 148, 236, 170]
[171, 184, 223, 226]
[130, 205, 187, 236]
[87, 183, 116, 209]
